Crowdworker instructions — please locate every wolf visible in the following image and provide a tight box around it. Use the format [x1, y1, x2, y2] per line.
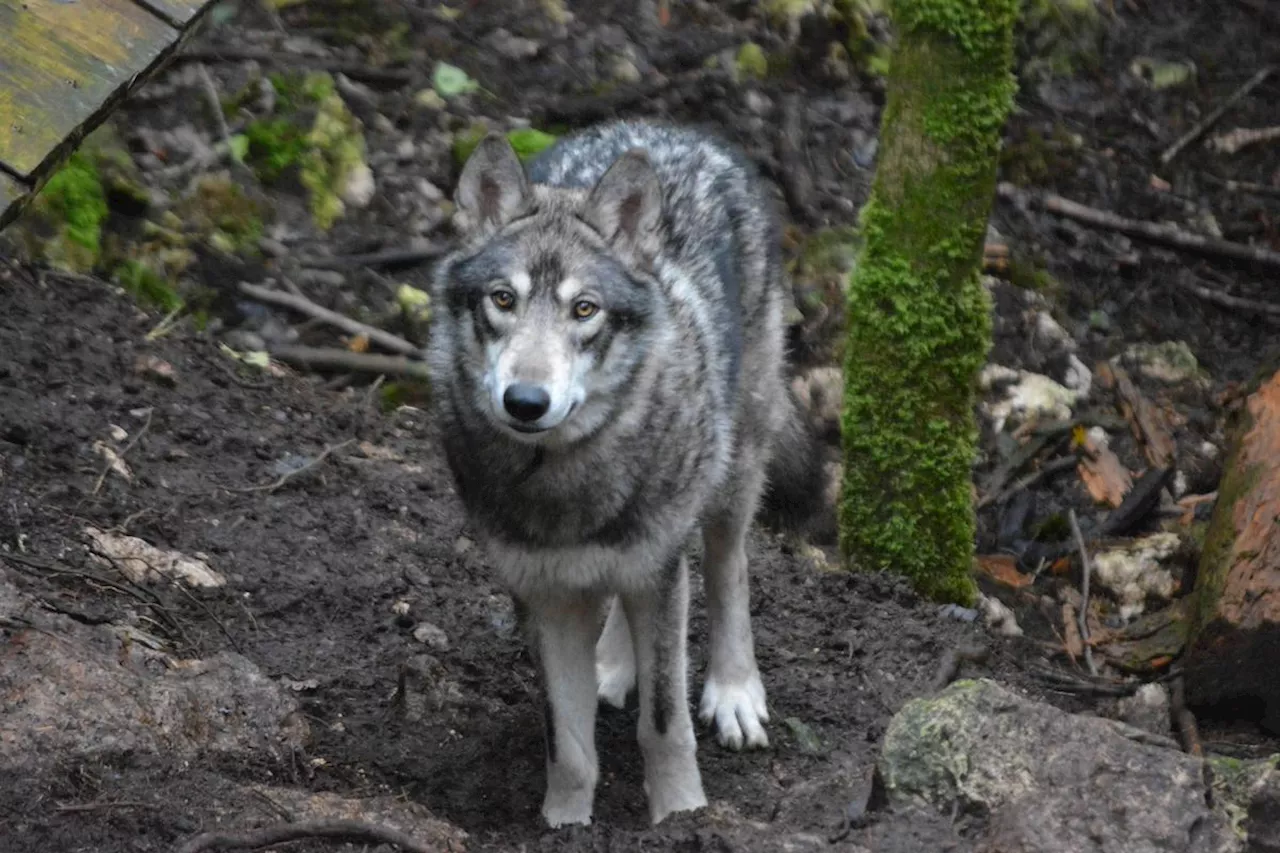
[426, 119, 825, 828]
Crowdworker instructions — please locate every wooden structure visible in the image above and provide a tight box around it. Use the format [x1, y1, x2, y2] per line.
[0, 0, 215, 229]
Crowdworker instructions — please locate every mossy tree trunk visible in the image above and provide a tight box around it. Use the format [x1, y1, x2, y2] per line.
[839, 0, 1018, 604]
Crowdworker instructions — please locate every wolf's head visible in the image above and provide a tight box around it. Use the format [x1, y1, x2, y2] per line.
[433, 133, 665, 445]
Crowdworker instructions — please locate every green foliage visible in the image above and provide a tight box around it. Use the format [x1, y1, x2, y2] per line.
[838, 0, 1018, 604]
[506, 128, 558, 162]
[735, 42, 770, 79]
[112, 259, 183, 313]
[175, 176, 265, 255]
[243, 118, 309, 182]
[299, 83, 370, 230]
[31, 153, 109, 270]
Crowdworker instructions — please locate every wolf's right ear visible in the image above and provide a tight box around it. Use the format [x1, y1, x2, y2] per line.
[585, 150, 662, 269]
[455, 133, 531, 238]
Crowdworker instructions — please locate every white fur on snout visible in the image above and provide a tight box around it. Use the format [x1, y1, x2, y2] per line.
[486, 324, 582, 432]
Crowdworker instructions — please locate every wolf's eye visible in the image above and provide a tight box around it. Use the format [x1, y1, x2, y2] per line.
[490, 290, 516, 311]
[573, 300, 599, 320]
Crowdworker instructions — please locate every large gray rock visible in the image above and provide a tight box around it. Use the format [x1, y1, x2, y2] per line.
[0, 569, 306, 767]
[877, 679, 1229, 853]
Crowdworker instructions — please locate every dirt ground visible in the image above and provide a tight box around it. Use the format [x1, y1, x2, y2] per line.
[1, 0, 1279, 850]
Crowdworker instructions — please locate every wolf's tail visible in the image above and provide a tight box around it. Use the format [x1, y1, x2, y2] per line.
[757, 386, 832, 537]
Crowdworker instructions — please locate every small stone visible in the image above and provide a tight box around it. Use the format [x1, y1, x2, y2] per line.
[413, 622, 449, 650]
[414, 89, 446, 111]
[109, 424, 129, 443]
[391, 600, 411, 616]
[134, 354, 177, 387]
[743, 90, 773, 116]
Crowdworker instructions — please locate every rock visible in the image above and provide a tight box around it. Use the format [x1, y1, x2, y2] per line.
[1092, 533, 1180, 620]
[0, 570, 305, 767]
[1185, 368, 1280, 731]
[84, 525, 226, 588]
[976, 593, 1022, 636]
[1122, 341, 1205, 385]
[135, 354, 178, 386]
[744, 90, 774, 116]
[979, 365, 1079, 434]
[878, 679, 1229, 852]
[413, 622, 449, 650]
[1209, 755, 1280, 850]
[486, 27, 541, 60]
[1114, 683, 1173, 738]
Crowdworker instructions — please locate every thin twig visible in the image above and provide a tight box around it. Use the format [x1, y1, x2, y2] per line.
[195, 64, 254, 181]
[998, 183, 1280, 269]
[1160, 66, 1274, 164]
[237, 281, 422, 357]
[225, 439, 354, 494]
[175, 818, 439, 853]
[1067, 510, 1099, 677]
[268, 345, 432, 380]
[978, 454, 1078, 509]
[55, 800, 159, 813]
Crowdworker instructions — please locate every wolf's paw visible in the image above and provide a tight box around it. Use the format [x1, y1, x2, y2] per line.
[647, 782, 708, 826]
[542, 789, 594, 829]
[595, 658, 636, 709]
[699, 672, 769, 750]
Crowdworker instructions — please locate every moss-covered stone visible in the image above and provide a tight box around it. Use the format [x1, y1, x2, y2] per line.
[838, 0, 1018, 604]
[243, 118, 310, 183]
[298, 74, 371, 230]
[20, 152, 109, 273]
[735, 42, 770, 80]
[111, 259, 183, 313]
[174, 175, 266, 256]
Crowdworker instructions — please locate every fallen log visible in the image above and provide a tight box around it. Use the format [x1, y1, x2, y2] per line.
[1184, 368, 1280, 730]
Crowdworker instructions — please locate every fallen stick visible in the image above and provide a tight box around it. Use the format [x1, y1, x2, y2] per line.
[1159, 66, 1274, 164]
[1067, 509, 1099, 677]
[267, 345, 432, 380]
[1170, 675, 1203, 756]
[977, 453, 1077, 509]
[1209, 124, 1280, 156]
[174, 49, 413, 87]
[175, 818, 438, 853]
[297, 246, 450, 270]
[1096, 361, 1177, 469]
[1174, 275, 1280, 319]
[1204, 175, 1280, 199]
[997, 183, 1280, 269]
[226, 438, 354, 494]
[237, 282, 421, 357]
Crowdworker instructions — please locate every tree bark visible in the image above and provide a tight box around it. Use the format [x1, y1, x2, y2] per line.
[839, 0, 1018, 604]
[1184, 368, 1280, 728]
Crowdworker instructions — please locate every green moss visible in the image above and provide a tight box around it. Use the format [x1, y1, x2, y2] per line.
[298, 77, 370, 230]
[112, 259, 183, 313]
[243, 118, 309, 182]
[736, 42, 770, 80]
[838, 0, 1018, 604]
[35, 153, 108, 263]
[175, 175, 266, 255]
[505, 128, 559, 163]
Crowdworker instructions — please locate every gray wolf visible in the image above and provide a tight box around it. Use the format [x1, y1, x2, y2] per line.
[426, 120, 824, 828]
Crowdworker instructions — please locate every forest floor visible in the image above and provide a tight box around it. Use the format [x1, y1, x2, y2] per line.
[1, 0, 1279, 851]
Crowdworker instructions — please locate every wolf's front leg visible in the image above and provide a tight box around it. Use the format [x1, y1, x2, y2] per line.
[530, 591, 605, 828]
[621, 553, 707, 825]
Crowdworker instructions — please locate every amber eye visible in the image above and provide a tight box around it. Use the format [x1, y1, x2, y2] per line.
[573, 299, 599, 320]
[491, 290, 516, 311]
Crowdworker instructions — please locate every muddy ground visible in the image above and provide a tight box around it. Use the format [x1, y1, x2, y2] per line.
[2, 0, 1279, 850]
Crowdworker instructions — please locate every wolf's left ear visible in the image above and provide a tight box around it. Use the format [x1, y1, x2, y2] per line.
[455, 133, 531, 238]
[584, 150, 662, 269]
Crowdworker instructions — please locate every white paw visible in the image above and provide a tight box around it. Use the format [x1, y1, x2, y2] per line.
[644, 764, 708, 826]
[699, 672, 769, 750]
[648, 785, 708, 826]
[542, 789, 593, 828]
[595, 658, 636, 709]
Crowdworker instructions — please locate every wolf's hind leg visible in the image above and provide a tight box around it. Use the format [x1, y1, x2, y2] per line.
[531, 592, 604, 828]
[698, 465, 770, 750]
[622, 553, 707, 825]
[595, 595, 636, 709]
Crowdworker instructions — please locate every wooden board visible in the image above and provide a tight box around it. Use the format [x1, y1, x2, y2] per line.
[0, 172, 27, 219]
[0, 0, 214, 230]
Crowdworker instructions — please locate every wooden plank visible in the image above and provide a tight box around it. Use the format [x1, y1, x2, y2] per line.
[131, 0, 212, 27]
[0, 0, 178, 178]
[0, 172, 27, 220]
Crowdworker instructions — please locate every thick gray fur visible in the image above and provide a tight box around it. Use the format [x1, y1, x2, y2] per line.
[426, 119, 825, 828]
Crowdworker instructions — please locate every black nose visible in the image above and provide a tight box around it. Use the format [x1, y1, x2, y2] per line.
[503, 383, 551, 422]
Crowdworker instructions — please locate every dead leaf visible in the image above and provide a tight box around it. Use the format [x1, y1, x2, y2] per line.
[93, 441, 133, 482]
[1061, 602, 1084, 661]
[1077, 433, 1134, 508]
[348, 333, 370, 353]
[974, 554, 1032, 589]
